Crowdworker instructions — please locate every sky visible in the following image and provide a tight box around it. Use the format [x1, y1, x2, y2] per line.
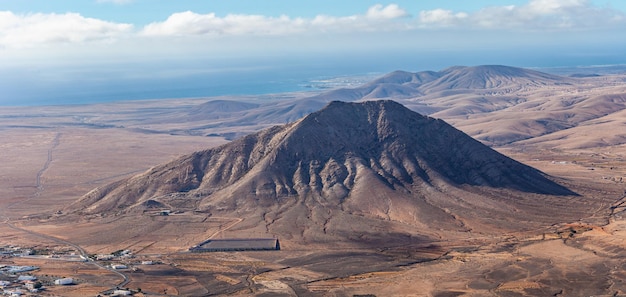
[1, 0, 626, 105]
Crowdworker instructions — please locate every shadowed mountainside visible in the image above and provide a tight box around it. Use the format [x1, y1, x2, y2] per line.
[69, 100, 579, 245]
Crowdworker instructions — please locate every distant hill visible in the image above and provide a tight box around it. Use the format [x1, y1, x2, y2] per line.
[421, 65, 568, 92]
[70, 100, 578, 246]
[116, 65, 626, 149]
[306, 65, 568, 102]
[191, 100, 259, 116]
[368, 70, 441, 86]
[180, 65, 569, 131]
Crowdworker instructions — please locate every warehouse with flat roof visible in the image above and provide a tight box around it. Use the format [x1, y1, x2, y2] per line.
[189, 238, 280, 252]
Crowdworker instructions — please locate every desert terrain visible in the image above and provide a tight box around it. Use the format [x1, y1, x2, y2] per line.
[1, 65, 626, 296]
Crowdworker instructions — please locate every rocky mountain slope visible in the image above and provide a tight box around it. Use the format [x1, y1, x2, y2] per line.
[69, 100, 580, 245]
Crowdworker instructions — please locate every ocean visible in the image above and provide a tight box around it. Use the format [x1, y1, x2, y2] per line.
[0, 58, 383, 106]
[2, 50, 625, 106]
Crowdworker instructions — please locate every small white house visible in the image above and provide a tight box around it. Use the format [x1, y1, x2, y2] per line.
[20, 249, 33, 256]
[96, 254, 114, 260]
[110, 264, 128, 270]
[17, 275, 36, 281]
[113, 289, 132, 296]
[54, 278, 73, 285]
[141, 260, 153, 265]
[24, 282, 35, 290]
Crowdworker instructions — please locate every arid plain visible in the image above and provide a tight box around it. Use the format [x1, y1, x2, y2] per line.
[2, 65, 626, 296]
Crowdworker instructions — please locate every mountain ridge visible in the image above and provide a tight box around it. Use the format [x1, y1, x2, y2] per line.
[307, 65, 568, 102]
[69, 100, 578, 245]
[99, 65, 626, 151]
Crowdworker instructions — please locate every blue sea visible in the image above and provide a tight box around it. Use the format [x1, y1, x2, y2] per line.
[0, 63, 331, 106]
[2, 50, 625, 106]
[1, 58, 381, 106]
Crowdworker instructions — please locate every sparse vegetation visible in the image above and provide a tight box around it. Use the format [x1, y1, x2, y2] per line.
[2, 66, 626, 296]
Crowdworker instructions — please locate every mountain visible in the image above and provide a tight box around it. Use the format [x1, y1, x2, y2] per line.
[116, 66, 595, 147]
[513, 104, 626, 149]
[306, 65, 568, 102]
[190, 100, 259, 117]
[70, 100, 578, 245]
[368, 70, 441, 86]
[421, 65, 568, 93]
[433, 87, 626, 146]
[200, 65, 572, 138]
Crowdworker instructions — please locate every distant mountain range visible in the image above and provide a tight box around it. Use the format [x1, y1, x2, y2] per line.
[313, 65, 567, 100]
[146, 64, 624, 148]
[69, 100, 579, 246]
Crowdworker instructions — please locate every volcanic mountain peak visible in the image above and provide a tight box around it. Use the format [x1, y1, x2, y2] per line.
[279, 100, 573, 191]
[73, 100, 574, 225]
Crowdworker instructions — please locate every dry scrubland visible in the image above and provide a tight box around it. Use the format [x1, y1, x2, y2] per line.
[1, 66, 626, 296]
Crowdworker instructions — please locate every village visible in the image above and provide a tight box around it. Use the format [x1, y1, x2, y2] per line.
[0, 244, 157, 296]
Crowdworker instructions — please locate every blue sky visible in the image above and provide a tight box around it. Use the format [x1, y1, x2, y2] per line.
[1, 0, 626, 104]
[2, 1, 625, 22]
[1, 0, 624, 62]
[0, 1, 544, 24]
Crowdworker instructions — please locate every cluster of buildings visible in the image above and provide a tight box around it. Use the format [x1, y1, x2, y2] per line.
[1, 245, 85, 262]
[0, 245, 80, 296]
[2, 245, 150, 296]
[94, 250, 158, 272]
[1, 277, 41, 296]
[95, 249, 133, 261]
[94, 250, 160, 271]
[0, 247, 32, 258]
[0, 264, 78, 296]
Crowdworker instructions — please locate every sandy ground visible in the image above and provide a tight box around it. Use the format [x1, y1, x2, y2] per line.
[1, 95, 626, 296]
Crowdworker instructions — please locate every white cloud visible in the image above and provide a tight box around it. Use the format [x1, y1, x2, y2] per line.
[142, 1, 624, 39]
[418, 9, 468, 27]
[141, 4, 409, 37]
[0, 11, 132, 49]
[526, 0, 586, 14]
[418, 0, 625, 30]
[1, 1, 624, 50]
[142, 11, 302, 36]
[365, 4, 409, 20]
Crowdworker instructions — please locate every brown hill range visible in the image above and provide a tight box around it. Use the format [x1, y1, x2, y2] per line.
[69, 100, 582, 246]
[123, 65, 625, 149]
[310, 65, 566, 102]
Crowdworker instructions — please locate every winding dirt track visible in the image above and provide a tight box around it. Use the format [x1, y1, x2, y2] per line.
[35, 132, 60, 192]
[0, 132, 130, 292]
